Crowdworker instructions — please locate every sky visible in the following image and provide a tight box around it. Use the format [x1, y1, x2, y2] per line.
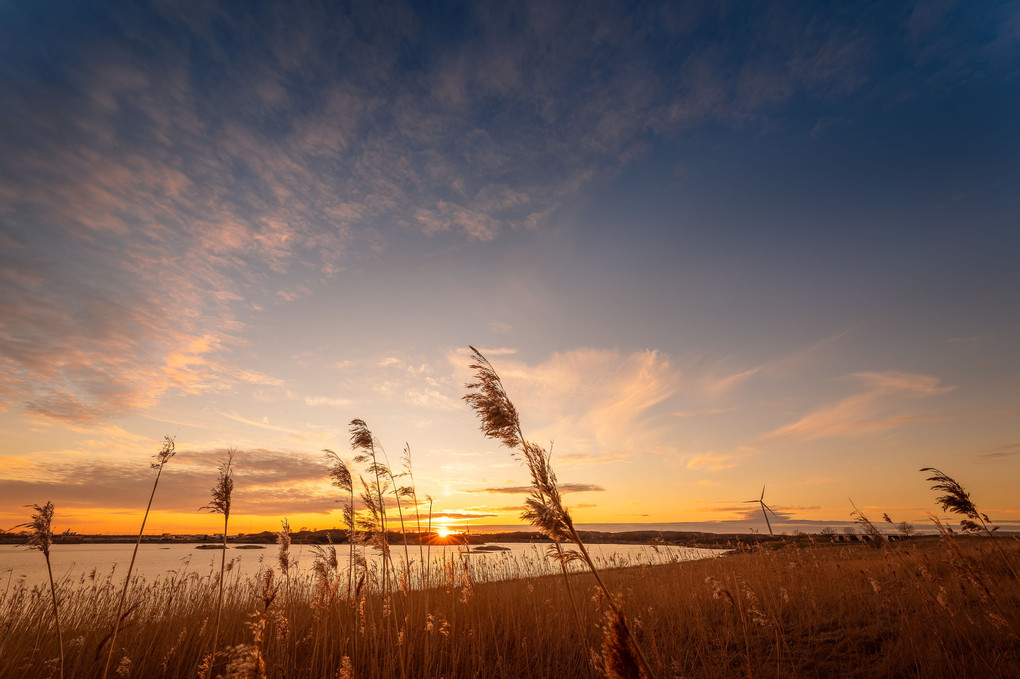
[1, 0, 1018, 536]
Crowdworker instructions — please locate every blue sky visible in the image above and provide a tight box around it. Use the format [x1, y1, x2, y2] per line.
[0, 0, 1017, 534]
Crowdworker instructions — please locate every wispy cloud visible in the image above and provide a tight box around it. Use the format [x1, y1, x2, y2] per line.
[673, 408, 736, 418]
[216, 411, 311, 437]
[304, 396, 351, 407]
[432, 510, 499, 520]
[696, 329, 853, 398]
[766, 371, 954, 440]
[465, 483, 605, 494]
[977, 443, 1020, 462]
[946, 335, 986, 344]
[557, 450, 633, 466]
[685, 447, 757, 472]
[0, 447, 334, 516]
[454, 346, 679, 457]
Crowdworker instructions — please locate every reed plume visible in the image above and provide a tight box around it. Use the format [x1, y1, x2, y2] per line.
[276, 518, 293, 670]
[201, 448, 236, 678]
[18, 501, 63, 679]
[379, 444, 412, 591]
[349, 420, 393, 593]
[921, 467, 1019, 582]
[464, 346, 656, 679]
[102, 435, 175, 679]
[603, 608, 644, 679]
[324, 450, 357, 599]
[922, 467, 994, 534]
[424, 494, 434, 588]
[277, 519, 292, 582]
[401, 444, 428, 589]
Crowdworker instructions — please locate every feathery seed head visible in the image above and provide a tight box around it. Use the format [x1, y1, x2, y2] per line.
[342, 501, 356, 532]
[463, 346, 523, 449]
[18, 501, 55, 557]
[260, 568, 277, 611]
[202, 449, 236, 518]
[463, 348, 575, 542]
[920, 467, 988, 533]
[545, 544, 585, 564]
[151, 435, 176, 470]
[324, 449, 353, 493]
[277, 519, 291, 575]
[401, 443, 414, 474]
[602, 608, 644, 679]
[349, 419, 375, 453]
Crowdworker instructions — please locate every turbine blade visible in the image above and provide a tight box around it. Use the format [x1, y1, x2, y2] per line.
[760, 484, 766, 501]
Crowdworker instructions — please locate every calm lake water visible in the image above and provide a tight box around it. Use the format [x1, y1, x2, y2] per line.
[0, 542, 724, 590]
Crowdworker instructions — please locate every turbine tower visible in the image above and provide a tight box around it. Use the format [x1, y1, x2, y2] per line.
[745, 485, 780, 536]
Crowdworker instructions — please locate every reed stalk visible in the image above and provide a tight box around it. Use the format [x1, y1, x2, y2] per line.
[350, 420, 393, 594]
[921, 467, 1020, 582]
[325, 450, 360, 667]
[380, 447, 412, 588]
[101, 435, 175, 679]
[402, 445, 428, 589]
[277, 518, 293, 673]
[425, 495, 434, 589]
[200, 448, 235, 678]
[464, 346, 655, 679]
[18, 502, 63, 679]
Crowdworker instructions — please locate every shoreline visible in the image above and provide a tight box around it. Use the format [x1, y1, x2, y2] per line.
[0, 528, 898, 550]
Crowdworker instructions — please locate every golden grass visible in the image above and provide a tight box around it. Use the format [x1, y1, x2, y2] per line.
[2, 536, 1019, 678]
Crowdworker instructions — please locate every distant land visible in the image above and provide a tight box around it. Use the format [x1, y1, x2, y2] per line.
[5, 523, 1003, 550]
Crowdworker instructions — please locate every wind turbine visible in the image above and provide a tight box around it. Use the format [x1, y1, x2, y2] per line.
[745, 485, 780, 536]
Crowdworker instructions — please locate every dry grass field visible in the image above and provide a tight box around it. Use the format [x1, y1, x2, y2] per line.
[2, 534, 1019, 678]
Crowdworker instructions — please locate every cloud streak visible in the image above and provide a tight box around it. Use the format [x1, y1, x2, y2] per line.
[0, 448, 337, 517]
[465, 483, 606, 494]
[767, 371, 953, 441]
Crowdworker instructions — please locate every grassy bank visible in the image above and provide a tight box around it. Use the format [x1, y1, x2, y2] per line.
[2, 535, 1018, 678]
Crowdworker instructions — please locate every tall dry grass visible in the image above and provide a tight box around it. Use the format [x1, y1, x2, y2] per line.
[101, 435, 175, 679]
[200, 448, 236, 678]
[465, 346, 654, 677]
[3, 535, 1019, 678]
[15, 501, 62, 679]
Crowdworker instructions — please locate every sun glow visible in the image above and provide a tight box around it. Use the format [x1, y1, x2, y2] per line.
[437, 527, 452, 538]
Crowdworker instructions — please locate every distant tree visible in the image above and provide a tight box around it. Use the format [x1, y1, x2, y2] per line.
[898, 521, 915, 537]
[842, 526, 857, 537]
[820, 527, 837, 536]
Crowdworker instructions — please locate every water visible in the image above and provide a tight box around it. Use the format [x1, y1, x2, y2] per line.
[0, 542, 725, 591]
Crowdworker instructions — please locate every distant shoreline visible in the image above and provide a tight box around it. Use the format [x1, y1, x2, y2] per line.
[0, 527, 964, 550]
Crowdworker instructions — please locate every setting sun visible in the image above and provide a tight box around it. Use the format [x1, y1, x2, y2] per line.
[436, 527, 452, 539]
